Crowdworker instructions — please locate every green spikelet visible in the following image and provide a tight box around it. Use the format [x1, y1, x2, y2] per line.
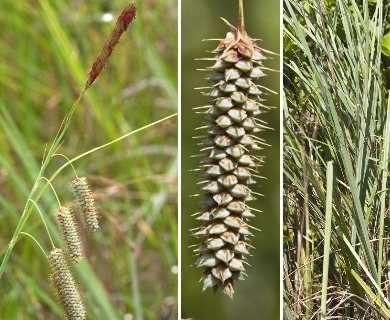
[56, 206, 82, 264]
[48, 248, 86, 320]
[192, 2, 271, 299]
[69, 177, 99, 232]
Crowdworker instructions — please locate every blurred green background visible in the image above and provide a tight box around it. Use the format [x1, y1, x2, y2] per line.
[0, 0, 177, 319]
[181, 0, 280, 319]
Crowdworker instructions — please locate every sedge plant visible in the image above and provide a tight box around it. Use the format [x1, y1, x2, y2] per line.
[0, 1, 178, 319]
[284, 0, 390, 318]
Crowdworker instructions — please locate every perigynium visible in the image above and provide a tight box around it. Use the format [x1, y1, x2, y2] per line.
[191, 0, 273, 298]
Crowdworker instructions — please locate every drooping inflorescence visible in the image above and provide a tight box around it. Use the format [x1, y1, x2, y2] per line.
[48, 248, 86, 320]
[70, 177, 99, 232]
[55, 206, 82, 264]
[192, 19, 271, 298]
[40, 3, 137, 318]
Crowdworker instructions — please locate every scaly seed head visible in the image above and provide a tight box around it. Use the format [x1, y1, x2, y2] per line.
[56, 206, 82, 264]
[192, 18, 271, 298]
[48, 248, 85, 319]
[69, 177, 99, 232]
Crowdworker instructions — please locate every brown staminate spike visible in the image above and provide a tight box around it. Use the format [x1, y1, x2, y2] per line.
[191, 2, 272, 299]
[85, 2, 136, 90]
[48, 248, 85, 320]
[56, 206, 82, 264]
[69, 177, 99, 232]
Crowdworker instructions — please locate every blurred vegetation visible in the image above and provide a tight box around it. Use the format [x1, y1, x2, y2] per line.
[181, 0, 280, 319]
[0, 0, 177, 319]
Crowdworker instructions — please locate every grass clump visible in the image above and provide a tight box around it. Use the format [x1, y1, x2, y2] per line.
[283, 0, 390, 318]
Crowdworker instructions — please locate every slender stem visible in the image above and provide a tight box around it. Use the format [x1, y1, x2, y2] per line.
[53, 153, 78, 178]
[40, 177, 61, 207]
[27, 199, 54, 248]
[0, 94, 85, 280]
[238, 0, 245, 33]
[0, 112, 178, 279]
[20, 232, 48, 258]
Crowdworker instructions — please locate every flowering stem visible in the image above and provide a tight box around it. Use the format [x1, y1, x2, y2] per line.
[238, 0, 245, 33]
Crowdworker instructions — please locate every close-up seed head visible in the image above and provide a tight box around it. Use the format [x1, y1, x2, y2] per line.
[192, 15, 271, 298]
[48, 248, 85, 320]
[69, 177, 99, 232]
[56, 206, 82, 264]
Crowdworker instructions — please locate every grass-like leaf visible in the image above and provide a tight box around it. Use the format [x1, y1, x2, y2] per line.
[284, 0, 390, 318]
